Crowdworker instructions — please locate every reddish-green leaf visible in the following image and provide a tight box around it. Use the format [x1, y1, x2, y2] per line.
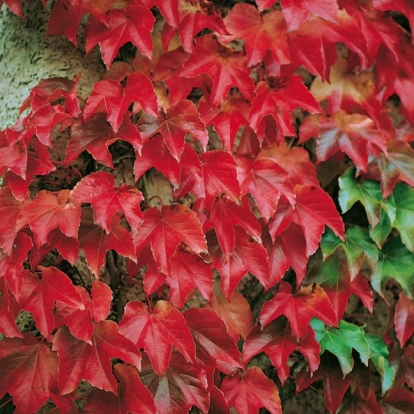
[85, 363, 156, 414]
[0, 334, 60, 414]
[53, 321, 141, 395]
[221, 366, 282, 414]
[119, 300, 196, 376]
[133, 204, 207, 274]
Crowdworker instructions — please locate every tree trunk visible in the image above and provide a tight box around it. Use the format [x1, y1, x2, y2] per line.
[0, 0, 104, 129]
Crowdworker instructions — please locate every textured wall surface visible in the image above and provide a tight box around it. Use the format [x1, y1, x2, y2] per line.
[0, 1, 105, 129]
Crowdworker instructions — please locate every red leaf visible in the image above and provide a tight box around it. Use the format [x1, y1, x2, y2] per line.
[53, 321, 141, 395]
[268, 222, 309, 287]
[205, 291, 253, 341]
[140, 351, 209, 414]
[119, 300, 196, 376]
[54, 280, 112, 343]
[280, 0, 339, 31]
[0, 334, 60, 414]
[221, 366, 282, 414]
[167, 250, 213, 308]
[258, 142, 319, 186]
[133, 204, 207, 275]
[78, 208, 136, 277]
[138, 99, 208, 160]
[250, 77, 320, 137]
[212, 227, 269, 297]
[0, 132, 28, 180]
[296, 352, 351, 413]
[224, 4, 290, 67]
[206, 196, 261, 256]
[381, 386, 414, 414]
[198, 92, 250, 152]
[167, 0, 227, 53]
[4, 139, 56, 201]
[86, 2, 155, 67]
[291, 184, 344, 256]
[236, 154, 295, 222]
[18, 266, 84, 339]
[395, 292, 414, 348]
[338, 387, 383, 414]
[184, 308, 243, 374]
[48, 0, 84, 45]
[242, 319, 320, 385]
[83, 72, 158, 132]
[0, 278, 22, 338]
[260, 281, 337, 340]
[71, 171, 144, 233]
[0, 186, 24, 255]
[24, 104, 72, 147]
[181, 34, 255, 105]
[85, 363, 155, 414]
[177, 150, 241, 207]
[134, 134, 181, 186]
[17, 190, 80, 248]
[0, 232, 32, 298]
[66, 113, 142, 168]
[209, 386, 231, 414]
[20, 76, 81, 117]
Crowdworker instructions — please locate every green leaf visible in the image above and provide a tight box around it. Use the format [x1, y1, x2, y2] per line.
[369, 209, 393, 248]
[366, 334, 396, 394]
[310, 319, 370, 376]
[321, 226, 378, 279]
[393, 183, 414, 253]
[338, 168, 384, 227]
[372, 236, 414, 297]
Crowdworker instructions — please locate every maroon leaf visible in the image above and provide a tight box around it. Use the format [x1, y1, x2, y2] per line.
[0, 334, 60, 414]
[85, 363, 155, 414]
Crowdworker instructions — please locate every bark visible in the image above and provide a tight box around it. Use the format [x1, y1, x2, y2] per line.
[0, 0, 104, 129]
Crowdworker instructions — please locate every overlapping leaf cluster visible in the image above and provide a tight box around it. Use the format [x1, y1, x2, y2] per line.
[1, 0, 414, 413]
